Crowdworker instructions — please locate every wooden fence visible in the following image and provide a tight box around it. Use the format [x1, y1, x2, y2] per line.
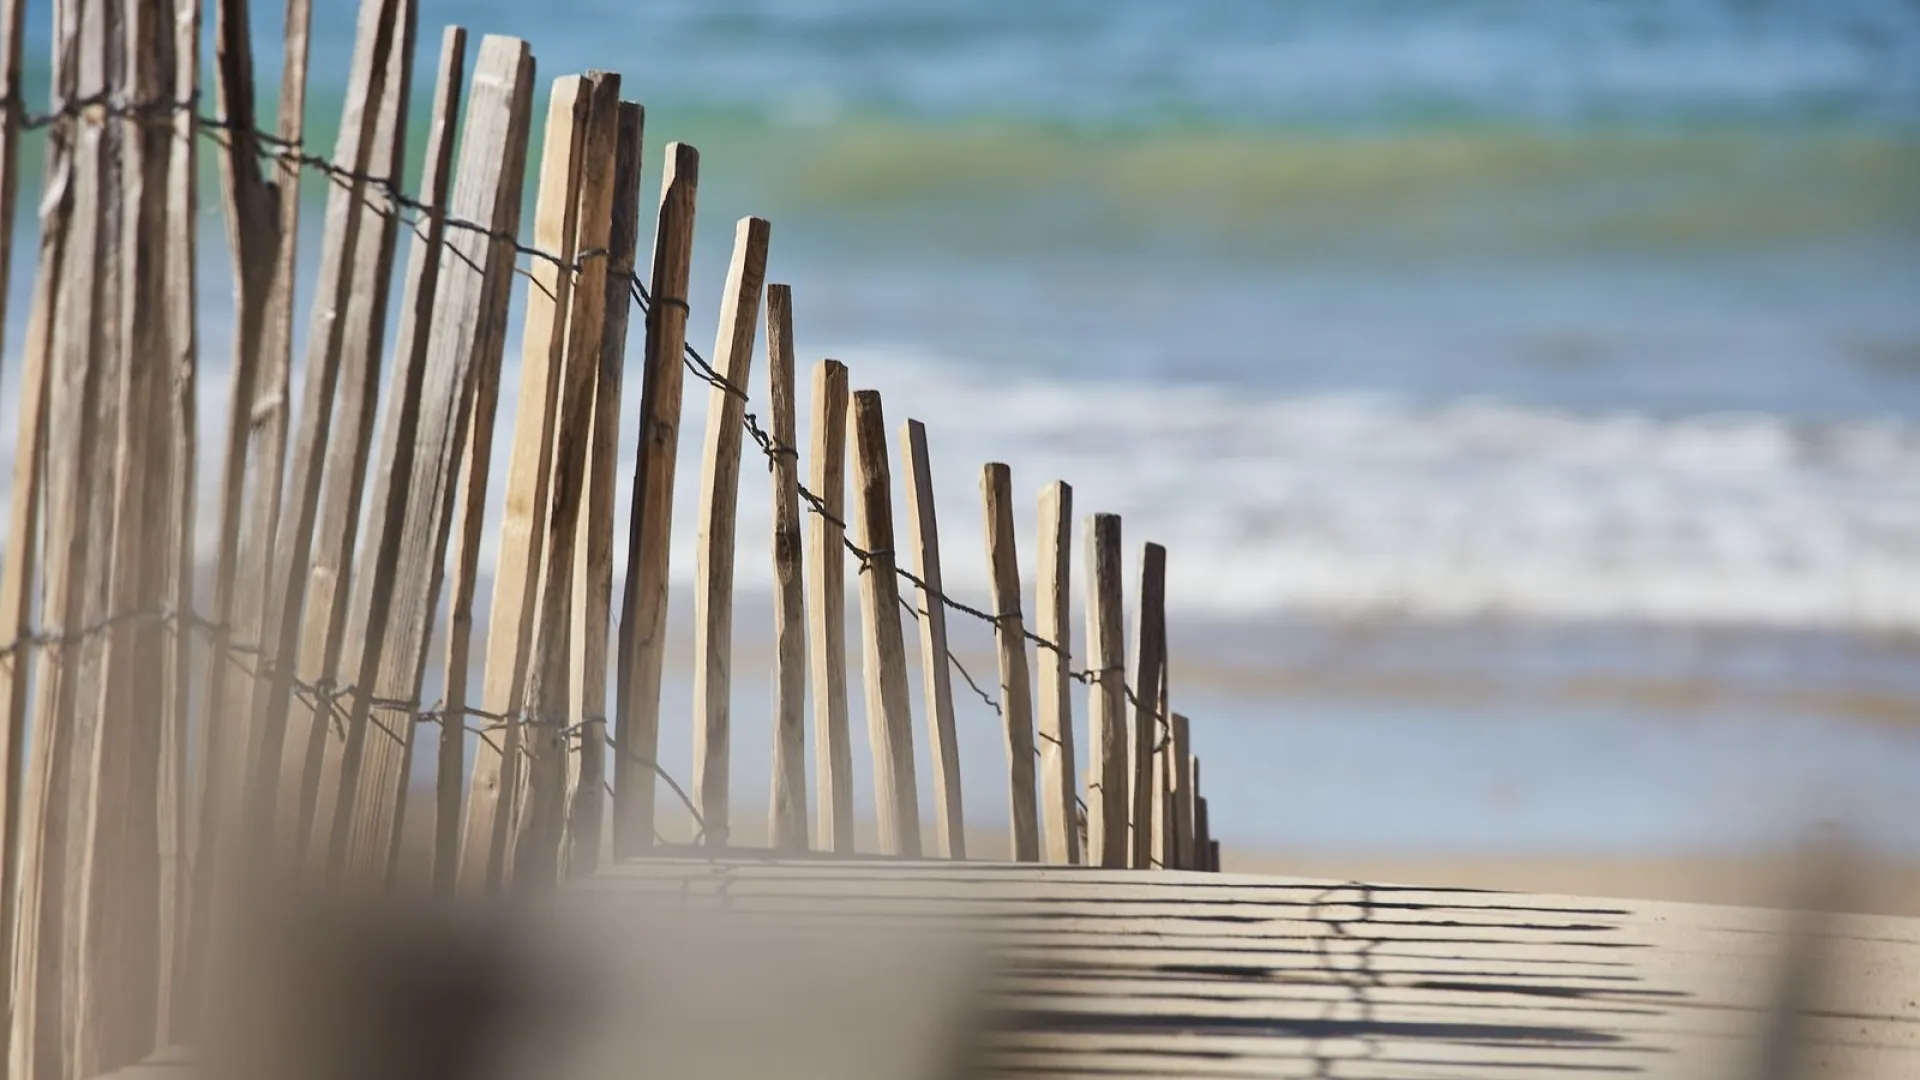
[0, 0, 1222, 1076]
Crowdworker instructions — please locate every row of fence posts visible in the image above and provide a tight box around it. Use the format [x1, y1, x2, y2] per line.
[0, 1, 1223, 1077]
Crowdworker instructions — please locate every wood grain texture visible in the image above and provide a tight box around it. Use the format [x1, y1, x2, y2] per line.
[981, 463, 1039, 863]
[1034, 482, 1078, 865]
[456, 73, 589, 889]
[765, 285, 809, 852]
[689, 217, 771, 848]
[899, 420, 963, 859]
[567, 98, 643, 876]
[849, 391, 921, 857]
[614, 142, 698, 858]
[327, 35, 534, 882]
[805, 360, 853, 853]
[1083, 514, 1127, 869]
[512, 70, 623, 888]
[1127, 542, 1166, 870]
[0, 0, 24, 390]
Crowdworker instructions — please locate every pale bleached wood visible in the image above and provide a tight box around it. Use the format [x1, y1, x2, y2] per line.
[898, 420, 962, 859]
[454, 73, 590, 890]
[1127, 542, 1166, 870]
[325, 35, 535, 882]
[614, 142, 698, 858]
[0, 0, 24, 392]
[1084, 514, 1127, 869]
[70, 1, 177, 1067]
[689, 216, 771, 849]
[566, 98, 643, 876]
[981, 463, 1039, 863]
[765, 285, 808, 852]
[156, 0, 200, 1036]
[511, 70, 623, 888]
[1034, 482, 1077, 865]
[1, 44, 73, 1077]
[244, 0, 408, 855]
[805, 360, 853, 853]
[849, 391, 921, 858]
[14, 12, 107, 1075]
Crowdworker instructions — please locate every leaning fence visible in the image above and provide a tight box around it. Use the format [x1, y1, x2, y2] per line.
[0, 0, 1223, 1077]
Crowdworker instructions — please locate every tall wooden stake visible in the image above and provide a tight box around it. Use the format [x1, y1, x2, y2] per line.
[899, 420, 963, 858]
[1084, 514, 1127, 869]
[765, 285, 809, 852]
[850, 391, 920, 857]
[805, 360, 853, 853]
[1035, 482, 1078, 864]
[981, 463, 1039, 862]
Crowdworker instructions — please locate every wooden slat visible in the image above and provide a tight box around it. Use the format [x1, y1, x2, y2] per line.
[898, 420, 962, 859]
[245, 0, 407, 852]
[1169, 713, 1192, 870]
[156, 0, 201, 1035]
[567, 98, 644, 876]
[689, 216, 771, 848]
[14, 11, 107, 1075]
[69, 0, 177, 1068]
[1127, 542, 1167, 870]
[765, 285, 809, 852]
[1084, 514, 1126, 869]
[849, 391, 920, 858]
[0, 0, 24, 389]
[326, 35, 535, 882]
[805, 360, 853, 853]
[1034, 482, 1077, 865]
[512, 70, 624, 888]
[981, 463, 1039, 863]
[1, 31, 74, 1076]
[613, 142, 698, 858]
[1193, 782, 1212, 873]
[455, 73, 590, 889]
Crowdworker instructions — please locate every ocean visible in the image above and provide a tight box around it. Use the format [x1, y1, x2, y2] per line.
[2, 0, 1917, 856]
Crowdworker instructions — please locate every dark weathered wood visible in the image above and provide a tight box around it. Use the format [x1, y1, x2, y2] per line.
[457, 73, 590, 889]
[1127, 543, 1167, 870]
[1, 29, 73, 1074]
[327, 35, 535, 882]
[614, 141, 698, 858]
[805, 360, 853, 853]
[1169, 712, 1192, 870]
[513, 70, 623, 888]
[1084, 514, 1126, 869]
[765, 285, 809, 852]
[689, 216, 771, 848]
[1034, 481, 1077, 865]
[981, 463, 1039, 863]
[899, 420, 963, 859]
[567, 98, 644, 876]
[849, 391, 920, 858]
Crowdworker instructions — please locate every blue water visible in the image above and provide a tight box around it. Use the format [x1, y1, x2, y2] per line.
[5, 0, 1918, 855]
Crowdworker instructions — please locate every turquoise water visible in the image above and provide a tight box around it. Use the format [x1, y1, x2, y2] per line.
[6, 0, 1919, 853]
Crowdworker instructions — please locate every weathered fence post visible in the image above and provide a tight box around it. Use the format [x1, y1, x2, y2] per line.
[1084, 514, 1127, 868]
[513, 70, 624, 888]
[900, 420, 964, 859]
[567, 99, 645, 875]
[766, 285, 810, 852]
[1128, 543, 1167, 869]
[981, 464, 1039, 862]
[806, 360, 854, 853]
[1035, 482, 1078, 864]
[456, 72, 589, 889]
[615, 141, 699, 858]
[1170, 713, 1193, 870]
[690, 216, 772, 849]
[850, 391, 921, 857]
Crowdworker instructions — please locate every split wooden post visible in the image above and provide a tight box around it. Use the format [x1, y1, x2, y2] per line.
[850, 391, 921, 857]
[981, 464, 1039, 862]
[567, 99, 644, 875]
[614, 142, 698, 858]
[1084, 514, 1127, 868]
[899, 421, 963, 859]
[512, 71, 624, 888]
[690, 216, 772, 848]
[1034, 482, 1078, 864]
[1170, 713, 1193, 870]
[1128, 542, 1167, 869]
[455, 73, 590, 889]
[765, 285, 809, 852]
[805, 360, 854, 853]
[326, 35, 535, 882]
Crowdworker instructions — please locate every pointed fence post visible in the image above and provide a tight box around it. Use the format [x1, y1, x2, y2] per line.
[850, 391, 920, 857]
[900, 421, 964, 859]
